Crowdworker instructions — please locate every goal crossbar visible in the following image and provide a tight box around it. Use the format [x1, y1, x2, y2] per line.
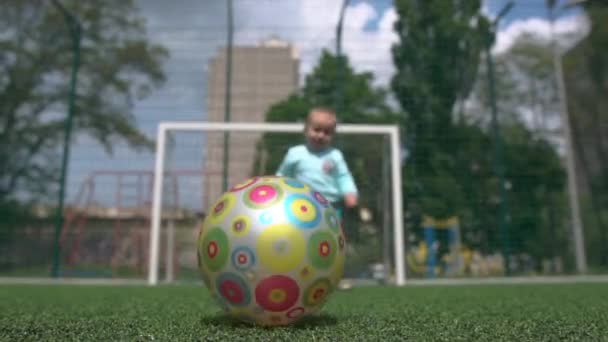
[148, 121, 406, 286]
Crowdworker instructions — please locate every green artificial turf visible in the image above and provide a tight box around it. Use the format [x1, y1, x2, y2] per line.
[1, 282, 606, 341]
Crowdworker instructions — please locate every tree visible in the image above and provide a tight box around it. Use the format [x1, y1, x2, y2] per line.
[0, 0, 168, 203]
[562, 0, 608, 267]
[391, 1, 573, 272]
[471, 34, 560, 133]
[463, 33, 570, 266]
[390, 0, 490, 219]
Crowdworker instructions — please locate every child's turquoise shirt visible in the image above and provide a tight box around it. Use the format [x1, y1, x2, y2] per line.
[276, 144, 358, 204]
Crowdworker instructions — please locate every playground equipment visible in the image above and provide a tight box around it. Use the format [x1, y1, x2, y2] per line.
[59, 169, 211, 278]
[422, 215, 462, 278]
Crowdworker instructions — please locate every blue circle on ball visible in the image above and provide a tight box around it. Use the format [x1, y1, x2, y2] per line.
[284, 194, 321, 229]
[259, 211, 273, 224]
[284, 178, 306, 188]
[231, 246, 256, 271]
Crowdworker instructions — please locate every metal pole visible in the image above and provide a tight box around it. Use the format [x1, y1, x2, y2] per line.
[148, 125, 167, 285]
[335, 0, 350, 116]
[547, 1, 587, 273]
[390, 126, 406, 285]
[51, 0, 81, 278]
[382, 135, 392, 283]
[486, 1, 514, 276]
[222, 0, 234, 192]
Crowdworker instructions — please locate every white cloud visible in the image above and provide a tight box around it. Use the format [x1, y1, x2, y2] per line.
[234, 1, 397, 87]
[342, 5, 398, 86]
[493, 14, 589, 54]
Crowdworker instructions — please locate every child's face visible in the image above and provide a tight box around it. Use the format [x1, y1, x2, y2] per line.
[305, 110, 336, 151]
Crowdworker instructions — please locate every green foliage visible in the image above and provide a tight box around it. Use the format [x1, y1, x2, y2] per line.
[501, 124, 566, 258]
[461, 36, 569, 258]
[562, 2, 608, 266]
[0, 0, 168, 202]
[391, 1, 572, 267]
[391, 0, 491, 219]
[302, 52, 394, 122]
[471, 33, 560, 129]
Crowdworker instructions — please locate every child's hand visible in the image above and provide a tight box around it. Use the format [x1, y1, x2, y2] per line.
[344, 193, 358, 208]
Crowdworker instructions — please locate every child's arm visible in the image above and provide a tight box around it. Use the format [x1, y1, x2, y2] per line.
[334, 151, 358, 208]
[276, 148, 296, 177]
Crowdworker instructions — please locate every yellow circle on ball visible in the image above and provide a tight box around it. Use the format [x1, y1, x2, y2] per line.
[257, 224, 305, 273]
[290, 199, 317, 222]
[208, 193, 236, 225]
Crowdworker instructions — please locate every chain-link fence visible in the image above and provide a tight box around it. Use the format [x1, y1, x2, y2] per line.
[1, 0, 606, 283]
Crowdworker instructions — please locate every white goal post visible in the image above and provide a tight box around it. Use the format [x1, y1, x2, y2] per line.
[148, 121, 406, 286]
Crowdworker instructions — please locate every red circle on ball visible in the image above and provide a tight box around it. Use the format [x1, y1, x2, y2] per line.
[319, 241, 331, 257]
[213, 201, 225, 214]
[249, 185, 277, 204]
[255, 275, 300, 312]
[287, 306, 305, 319]
[207, 241, 218, 258]
[220, 279, 245, 304]
[313, 288, 326, 301]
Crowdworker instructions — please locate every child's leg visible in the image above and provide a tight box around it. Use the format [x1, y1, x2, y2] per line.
[330, 200, 345, 224]
[331, 200, 357, 241]
[331, 200, 355, 290]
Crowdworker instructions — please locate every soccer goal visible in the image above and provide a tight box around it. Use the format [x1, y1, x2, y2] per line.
[147, 121, 406, 286]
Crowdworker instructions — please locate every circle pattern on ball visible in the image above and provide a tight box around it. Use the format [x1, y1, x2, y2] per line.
[312, 191, 329, 207]
[256, 224, 305, 272]
[231, 215, 251, 237]
[325, 209, 340, 232]
[255, 275, 300, 312]
[299, 265, 314, 281]
[303, 278, 332, 308]
[244, 183, 283, 209]
[308, 230, 337, 269]
[259, 211, 273, 225]
[282, 178, 310, 193]
[208, 193, 236, 224]
[231, 246, 255, 271]
[284, 194, 321, 229]
[201, 227, 230, 271]
[230, 177, 259, 192]
[216, 272, 251, 307]
[286, 307, 306, 319]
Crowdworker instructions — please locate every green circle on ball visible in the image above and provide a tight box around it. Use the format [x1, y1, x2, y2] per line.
[308, 230, 337, 269]
[201, 227, 230, 271]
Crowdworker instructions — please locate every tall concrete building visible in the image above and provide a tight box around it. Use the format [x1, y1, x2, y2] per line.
[203, 38, 299, 208]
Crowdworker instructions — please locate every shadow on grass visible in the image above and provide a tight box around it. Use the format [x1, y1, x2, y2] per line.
[200, 313, 339, 329]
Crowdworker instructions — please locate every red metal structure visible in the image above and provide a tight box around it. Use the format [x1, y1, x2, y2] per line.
[59, 169, 214, 278]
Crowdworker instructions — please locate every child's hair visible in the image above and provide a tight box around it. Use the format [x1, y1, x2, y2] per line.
[305, 106, 337, 127]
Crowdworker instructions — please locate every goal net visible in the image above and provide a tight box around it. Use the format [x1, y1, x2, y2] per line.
[148, 121, 405, 286]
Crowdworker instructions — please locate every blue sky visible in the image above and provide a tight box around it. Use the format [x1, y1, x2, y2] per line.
[64, 0, 588, 209]
[356, 0, 582, 30]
